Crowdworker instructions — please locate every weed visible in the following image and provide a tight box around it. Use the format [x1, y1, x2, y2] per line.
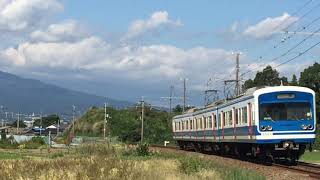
[136, 143, 150, 156]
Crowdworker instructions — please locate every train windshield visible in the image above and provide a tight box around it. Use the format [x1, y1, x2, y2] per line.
[259, 102, 312, 121]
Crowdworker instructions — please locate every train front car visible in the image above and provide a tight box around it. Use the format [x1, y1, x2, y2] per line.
[254, 86, 316, 161]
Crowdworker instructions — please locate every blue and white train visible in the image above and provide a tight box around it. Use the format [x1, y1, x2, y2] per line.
[172, 86, 316, 161]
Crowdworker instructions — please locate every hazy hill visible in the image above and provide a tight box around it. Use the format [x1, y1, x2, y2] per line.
[0, 71, 132, 116]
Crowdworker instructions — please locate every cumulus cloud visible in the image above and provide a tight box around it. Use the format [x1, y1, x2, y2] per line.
[0, 0, 63, 31]
[122, 11, 182, 41]
[1, 36, 234, 82]
[243, 13, 298, 39]
[30, 20, 88, 42]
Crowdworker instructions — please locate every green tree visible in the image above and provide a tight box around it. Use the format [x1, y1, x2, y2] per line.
[280, 76, 288, 85]
[242, 65, 285, 91]
[34, 114, 60, 128]
[173, 105, 183, 113]
[10, 120, 26, 128]
[290, 74, 298, 86]
[299, 62, 320, 123]
[242, 79, 255, 90]
[254, 65, 281, 86]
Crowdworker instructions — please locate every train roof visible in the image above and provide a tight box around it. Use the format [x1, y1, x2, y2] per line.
[173, 86, 315, 120]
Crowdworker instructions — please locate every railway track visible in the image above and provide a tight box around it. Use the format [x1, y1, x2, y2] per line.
[272, 162, 320, 179]
[150, 145, 320, 179]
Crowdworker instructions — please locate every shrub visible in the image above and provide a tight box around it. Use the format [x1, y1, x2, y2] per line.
[312, 129, 320, 150]
[50, 152, 64, 159]
[75, 143, 115, 156]
[136, 143, 150, 156]
[30, 137, 46, 145]
[22, 137, 46, 149]
[0, 136, 19, 149]
[179, 157, 210, 174]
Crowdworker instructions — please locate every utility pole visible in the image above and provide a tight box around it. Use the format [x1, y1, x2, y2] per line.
[204, 78, 219, 106]
[72, 105, 76, 137]
[5, 112, 8, 126]
[183, 78, 186, 112]
[235, 53, 241, 96]
[40, 112, 43, 136]
[161, 86, 183, 113]
[104, 102, 107, 139]
[16, 113, 20, 134]
[0, 105, 3, 127]
[224, 52, 241, 98]
[57, 114, 60, 136]
[140, 96, 145, 143]
[169, 86, 173, 113]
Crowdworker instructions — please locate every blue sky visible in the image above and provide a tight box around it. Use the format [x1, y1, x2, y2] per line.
[0, 0, 319, 107]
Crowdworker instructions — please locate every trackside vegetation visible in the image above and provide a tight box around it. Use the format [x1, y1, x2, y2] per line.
[0, 143, 265, 180]
[69, 106, 176, 144]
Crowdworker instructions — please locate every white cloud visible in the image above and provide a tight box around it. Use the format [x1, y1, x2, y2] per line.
[122, 11, 182, 41]
[30, 20, 87, 42]
[243, 13, 298, 39]
[1, 36, 234, 83]
[0, 0, 63, 31]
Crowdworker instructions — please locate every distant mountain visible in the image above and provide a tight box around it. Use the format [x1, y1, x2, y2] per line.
[0, 71, 132, 116]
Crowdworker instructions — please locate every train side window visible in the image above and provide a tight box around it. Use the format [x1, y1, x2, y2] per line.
[228, 110, 232, 126]
[195, 118, 197, 130]
[204, 117, 207, 129]
[181, 121, 184, 131]
[186, 120, 189, 130]
[224, 112, 227, 126]
[251, 103, 254, 123]
[235, 109, 239, 125]
[220, 112, 224, 127]
[239, 109, 242, 125]
[190, 119, 192, 130]
[195, 118, 198, 130]
[213, 114, 216, 128]
[202, 117, 205, 129]
[242, 107, 248, 124]
[208, 116, 212, 128]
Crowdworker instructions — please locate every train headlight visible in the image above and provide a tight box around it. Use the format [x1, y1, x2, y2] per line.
[283, 142, 290, 148]
[301, 124, 308, 130]
[267, 125, 273, 131]
[307, 124, 313, 130]
[260, 126, 267, 131]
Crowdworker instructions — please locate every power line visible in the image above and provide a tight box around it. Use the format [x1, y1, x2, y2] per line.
[241, 39, 320, 82]
[272, 0, 314, 32]
[282, 1, 320, 32]
[274, 15, 320, 48]
[245, 1, 320, 71]
[274, 39, 320, 69]
[161, 86, 183, 113]
[241, 25, 320, 77]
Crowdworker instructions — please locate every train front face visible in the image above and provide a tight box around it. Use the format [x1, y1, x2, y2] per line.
[255, 87, 316, 158]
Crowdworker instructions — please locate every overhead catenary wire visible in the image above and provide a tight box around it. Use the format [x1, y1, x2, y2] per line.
[282, 1, 320, 32]
[239, 39, 320, 84]
[271, 0, 314, 32]
[274, 15, 320, 49]
[240, 25, 320, 78]
[245, 1, 320, 70]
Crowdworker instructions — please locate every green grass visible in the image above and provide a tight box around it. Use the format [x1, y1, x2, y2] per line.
[300, 151, 320, 163]
[0, 152, 25, 159]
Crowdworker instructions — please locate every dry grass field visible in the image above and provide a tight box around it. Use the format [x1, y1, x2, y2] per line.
[0, 144, 265, 180]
